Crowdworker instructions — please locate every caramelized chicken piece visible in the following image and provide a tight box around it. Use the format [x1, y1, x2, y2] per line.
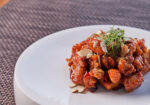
[137, 39, 147, 53]
[125, 55, 134, 63]
[99, 74, 121, 90]
[123, 72, 144, 92]
[118, 58, 136, 76]
[71, 66, 85, 85]
[88, 37, 104, 55]
[108, 57, 116, 67]
[89, 55, 104, 80]
[135, 45, 143, 56]
[141, 59, 150, 75]
[83, 72, 97, 92]
[71, 54, 87, 67]
[143, 49, 150, 64]
[90, 69, 104, 80]
[102, 56, 115, 69]
[70, 55, 87, 84]
[133, 56, 144, 71]
[90, 55, 101, 69]
[127, 42, 136, 55]
[108, 69, 121, 84]
[121, 45, 129, 57]
[148, 49, 150, 63]
[99, 79, 121, 90]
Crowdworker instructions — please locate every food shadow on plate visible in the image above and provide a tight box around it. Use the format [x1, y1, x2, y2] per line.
[95, 73, 150, 97]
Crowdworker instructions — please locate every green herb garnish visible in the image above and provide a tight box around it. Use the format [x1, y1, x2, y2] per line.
[101, 28, 125, 57]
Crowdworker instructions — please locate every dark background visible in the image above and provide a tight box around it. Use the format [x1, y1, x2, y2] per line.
[0, 0, 150, 104]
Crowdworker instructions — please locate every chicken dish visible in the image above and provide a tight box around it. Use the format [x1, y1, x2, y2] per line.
[66, 28, 150, 93]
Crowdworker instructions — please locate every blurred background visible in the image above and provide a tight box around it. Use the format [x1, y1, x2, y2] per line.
[0, 0, 150, 104]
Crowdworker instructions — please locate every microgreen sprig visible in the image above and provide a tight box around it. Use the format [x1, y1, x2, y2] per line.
[101, 28, 125, 57]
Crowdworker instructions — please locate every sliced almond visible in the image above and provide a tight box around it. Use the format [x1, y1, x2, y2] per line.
[76, 85, 85, 93]
[72, 88, 78, 93]
[71, 85, 85, 93]
[87, 53, 93, 58]
[98, 55, 101, 65]
[106, 32, 110, 35]
[69, 82, 77, 88]
[95, 30, 102, 35]
[96, 36, 101, 40]
[77, 49, 93, 58]
[100, 41, 107, 53]
[93, 41, 98, 48]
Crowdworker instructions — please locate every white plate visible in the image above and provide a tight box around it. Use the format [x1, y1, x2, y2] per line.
[14, 25, 150, 105]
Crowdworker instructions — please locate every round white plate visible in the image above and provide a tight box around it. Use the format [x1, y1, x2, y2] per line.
[14, 25, 150, 105]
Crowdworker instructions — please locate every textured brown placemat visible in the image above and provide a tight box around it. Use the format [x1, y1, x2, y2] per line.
[0, 0, 150, 104]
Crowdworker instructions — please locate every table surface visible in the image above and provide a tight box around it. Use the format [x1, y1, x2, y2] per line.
[0, 0, 150, 104]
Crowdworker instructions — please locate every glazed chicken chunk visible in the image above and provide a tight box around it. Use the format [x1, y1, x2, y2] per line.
[67, 28, 150, 93]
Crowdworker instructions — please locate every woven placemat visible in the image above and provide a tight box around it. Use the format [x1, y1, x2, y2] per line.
[0, 0, 150, 104]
